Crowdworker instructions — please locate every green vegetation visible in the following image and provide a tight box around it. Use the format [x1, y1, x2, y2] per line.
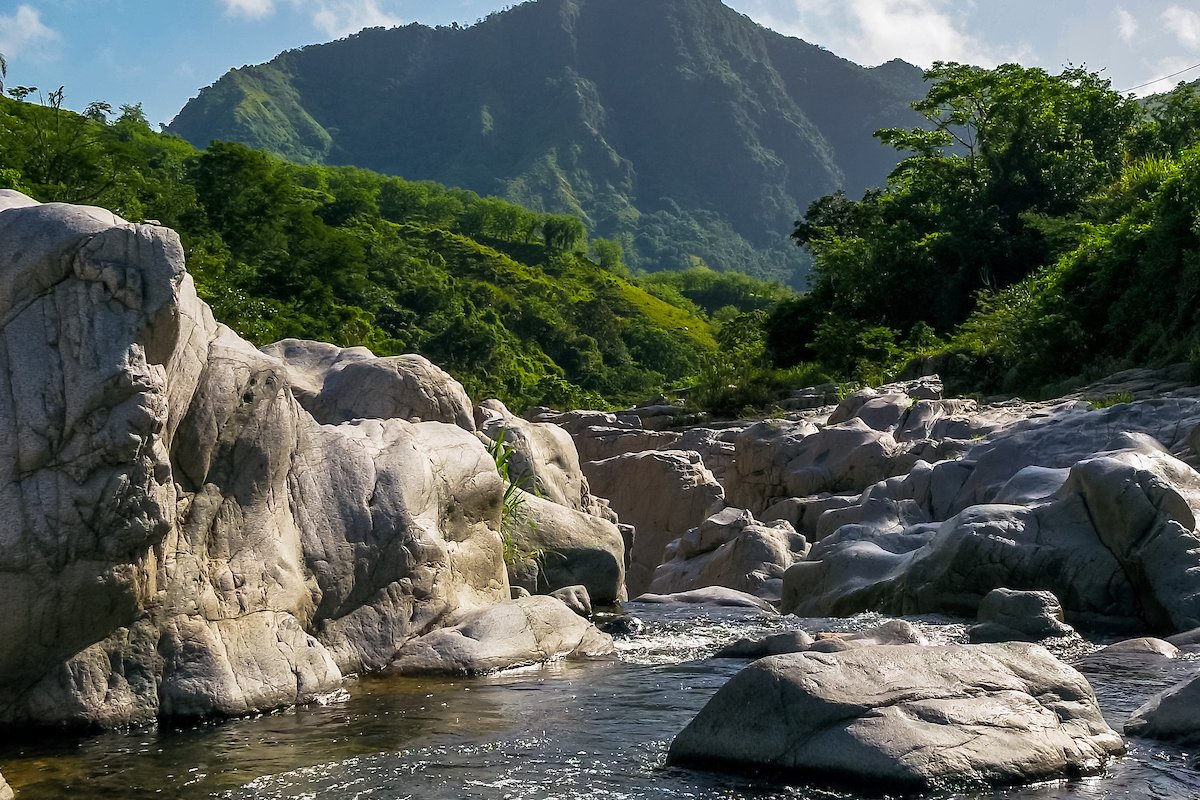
[0, 92, 716, 411]
[168, 0, 929, 288]
[484, 429, 542, 566]
[764, 62, 1200, 399]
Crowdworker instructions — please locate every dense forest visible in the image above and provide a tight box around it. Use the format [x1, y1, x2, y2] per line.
[169, 0, 927, 288]
[760, 63, 1200, 400]
[0, 89, 794, 411]
[7, 55, 1200, 416]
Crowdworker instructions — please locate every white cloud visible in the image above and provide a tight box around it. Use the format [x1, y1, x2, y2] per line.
[310, 0, 403, 38]
[220, 0, 276, 20]
[1164, 5, 1200, 50]
[743, 0, 1028, 68]
[217, 0, 401, 37]
[1115, 7, 1138, 44]
[1131, 55, 1198, 97]
[0, 4, 59, 60]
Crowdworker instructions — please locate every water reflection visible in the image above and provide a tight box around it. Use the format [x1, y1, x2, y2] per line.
[1, 605, 1197, 800]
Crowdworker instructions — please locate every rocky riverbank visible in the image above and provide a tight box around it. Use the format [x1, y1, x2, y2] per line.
[3, 193, 1200, 795]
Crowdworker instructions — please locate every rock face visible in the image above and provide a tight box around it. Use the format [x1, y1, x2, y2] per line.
[1126, 671, 1200, 743]
[668, 643, 1123, 791]
[262, 338, 475, 429]
[506, 490, 626, 604]
[782, 438, 1200, 633]
[0, 193, 510, 727]
[649, 507, 808, 599]
[386, 595, 614, 675]
[583, 450, 724, 597]
[970, 588, 1074, 643]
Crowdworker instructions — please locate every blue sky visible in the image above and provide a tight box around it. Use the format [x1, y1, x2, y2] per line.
[3, 0, 1200, 127]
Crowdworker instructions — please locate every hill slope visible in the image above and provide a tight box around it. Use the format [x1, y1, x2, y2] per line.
[169, 0, 926, 286]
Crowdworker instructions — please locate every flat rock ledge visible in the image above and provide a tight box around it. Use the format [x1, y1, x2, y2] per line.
[667, 643, 1123, 793]
[385, 596, 615, 676]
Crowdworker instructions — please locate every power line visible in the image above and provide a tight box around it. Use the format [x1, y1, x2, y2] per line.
[1121, 61, 1200, 94]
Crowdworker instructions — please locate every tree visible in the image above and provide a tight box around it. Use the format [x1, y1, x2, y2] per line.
[542, 214, 586, 254]
[792, 62, 1139, 343]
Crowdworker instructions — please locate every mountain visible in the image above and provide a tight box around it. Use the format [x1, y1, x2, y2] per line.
[170, 0, 927, 286]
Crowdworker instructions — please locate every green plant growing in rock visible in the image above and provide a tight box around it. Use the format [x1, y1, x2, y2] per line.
[1090, 391, 1135, 409]
[485, 429, 543, 567]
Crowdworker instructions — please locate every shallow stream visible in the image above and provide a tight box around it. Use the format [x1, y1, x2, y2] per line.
[2, 604, 1197, 799]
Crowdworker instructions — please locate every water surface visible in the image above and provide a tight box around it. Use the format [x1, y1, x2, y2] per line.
[2, 605, 1196, 799]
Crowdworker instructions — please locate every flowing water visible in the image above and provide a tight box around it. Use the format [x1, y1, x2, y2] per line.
[2, 604, 1197, 800]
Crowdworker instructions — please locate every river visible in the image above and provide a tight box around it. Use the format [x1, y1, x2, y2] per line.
[2, 604, 1197, 799]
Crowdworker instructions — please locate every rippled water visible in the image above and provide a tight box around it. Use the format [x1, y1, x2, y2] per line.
[2, 604, 1197, 800]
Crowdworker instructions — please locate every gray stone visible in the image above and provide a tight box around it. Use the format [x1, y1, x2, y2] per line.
[1126, 670, 1200, 743]
[386, 595, 614, 675]
[549, 584, 593, 617]
[262, 338, 475, 430]
[634, 587, 778, 612]
[0, 194, 514, 727]
[975, 588, 1074, 640]
[583, 450, 724, 597]
[0, 770, 11, 800]
[714, 630, 815, 658]
[668, 643, 1123, 791]
[507, 491, 625, 604]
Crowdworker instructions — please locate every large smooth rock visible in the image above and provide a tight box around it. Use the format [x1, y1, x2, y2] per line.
[970, 588, 1074, 643]
[385, 595, 614, 675]
[476, 399, 606, 516]
[0, 195, 511, 727]
[584, 450, 724, 597]
[668, 643, 1123, 792]
[634, 587, 778, 612]
[506, 490, 626, 604]
[1126, 671, 1200, 743]
[726, 419, 906, 515]
[783, 439, 1200, 633]
[0, 770, 11, 800]
[649, 508, 807, 599]
[262, 338, 475, 429]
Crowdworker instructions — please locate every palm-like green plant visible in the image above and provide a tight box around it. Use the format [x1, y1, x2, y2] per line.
[485, 429, 543, 566]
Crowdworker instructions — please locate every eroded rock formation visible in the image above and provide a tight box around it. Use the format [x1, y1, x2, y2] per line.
[0, 193, 521, 726]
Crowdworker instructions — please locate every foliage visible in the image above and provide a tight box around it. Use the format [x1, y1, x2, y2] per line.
[769, 62, 1191, 394]
[166, 0, 930, 287]
[484, 429, 542, 566]
[0, 93, 715, 412]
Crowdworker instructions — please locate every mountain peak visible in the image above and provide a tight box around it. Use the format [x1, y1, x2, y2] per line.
[170, 0, 926, 285]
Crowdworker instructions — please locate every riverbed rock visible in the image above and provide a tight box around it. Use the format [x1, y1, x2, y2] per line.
[726, 419, 907, 515]
[550, 585, 593, 617]
[476, 399, 606, 516]
[583, 450, 725, 597]
[385, 595, 615, 675]
[649, 508, 807, 599]
[714, 630, 815, 658]
[0, 194, 511, 727]
[506, 491, 625, 604]
[782, 438, 1200, 633]
[262, 338, 475, 429]
[969, 589, 1074, 643]
[0, 771, 11, 800]
[634, 587, 778, 612]
[668, 643, 1123, 791]
[1126, 670, 1200, 743]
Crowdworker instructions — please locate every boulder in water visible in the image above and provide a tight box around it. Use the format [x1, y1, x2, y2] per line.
[386, 595, 614, 676]
[668, 643, 1123, 792]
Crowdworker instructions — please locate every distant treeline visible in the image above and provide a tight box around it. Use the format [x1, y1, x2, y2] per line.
[0, 91, 800, 412]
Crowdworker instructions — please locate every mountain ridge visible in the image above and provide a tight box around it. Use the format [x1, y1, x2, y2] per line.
[170, 0, 928, 285]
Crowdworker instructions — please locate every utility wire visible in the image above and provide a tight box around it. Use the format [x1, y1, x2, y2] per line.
[1121, 61, 1200, 94]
